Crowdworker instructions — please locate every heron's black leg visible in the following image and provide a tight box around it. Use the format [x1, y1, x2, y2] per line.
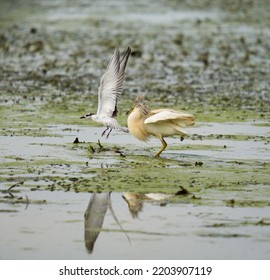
[101, 127, 109, 137]
[106, 128, 113, 139]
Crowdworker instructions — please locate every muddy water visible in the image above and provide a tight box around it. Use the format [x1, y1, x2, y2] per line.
[1, 123, 270, 259]
[1, 190, 270, 260]
[1, 0, 270, 260]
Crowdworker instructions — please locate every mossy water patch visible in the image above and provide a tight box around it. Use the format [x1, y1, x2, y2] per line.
[170, 144, 224, 151]
[1, 138, 269, 208]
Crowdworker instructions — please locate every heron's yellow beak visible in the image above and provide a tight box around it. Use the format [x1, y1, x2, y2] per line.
[126, 107, 134, 115]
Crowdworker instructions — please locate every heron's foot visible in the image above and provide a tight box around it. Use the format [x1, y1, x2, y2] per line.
[154, 137, 167, 158]
[154, 150, 164, 157]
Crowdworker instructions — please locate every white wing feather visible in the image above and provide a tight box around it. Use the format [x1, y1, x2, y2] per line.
[97, 47, 131, 117]
[84, 193, 110, 253]
[145, 110, 194, 125]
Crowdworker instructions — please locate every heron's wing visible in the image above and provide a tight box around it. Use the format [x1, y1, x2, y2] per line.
[84, 193, 110, 253]
[97, 47, 131, 118]
[145, 110, 195, 125]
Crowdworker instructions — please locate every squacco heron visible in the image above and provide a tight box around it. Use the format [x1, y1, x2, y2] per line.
[127, 94, 195, 157]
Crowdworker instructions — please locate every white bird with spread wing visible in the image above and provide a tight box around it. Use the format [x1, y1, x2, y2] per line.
[81, 47, 131, 138]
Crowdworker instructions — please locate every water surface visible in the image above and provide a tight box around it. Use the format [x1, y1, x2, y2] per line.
[1, 190, 269, 260]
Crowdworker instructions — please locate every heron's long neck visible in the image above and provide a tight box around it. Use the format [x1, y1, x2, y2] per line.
[127, 108, 149, 141]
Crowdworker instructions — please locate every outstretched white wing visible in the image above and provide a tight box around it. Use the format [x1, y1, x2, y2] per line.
[84, 193, 110, 253]
[97, 47, 131, 118]
[84, 192, 130, 253]
[145, 109, 195, 126]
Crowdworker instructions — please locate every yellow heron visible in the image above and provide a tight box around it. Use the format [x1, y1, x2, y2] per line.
[127, 94, 195, 157]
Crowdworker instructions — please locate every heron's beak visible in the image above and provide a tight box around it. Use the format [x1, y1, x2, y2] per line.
[122, 195, 127, 202]
[80, 115, 86, 119]
[126, 108, 133, 115]
[122, 195, 131, 206]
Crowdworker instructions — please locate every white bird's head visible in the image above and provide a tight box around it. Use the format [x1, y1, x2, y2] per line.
[80, 113, 96, 121]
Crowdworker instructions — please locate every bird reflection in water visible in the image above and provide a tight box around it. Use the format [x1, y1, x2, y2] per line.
[84, 192, 130, 254]
[123, 188, 188, 218]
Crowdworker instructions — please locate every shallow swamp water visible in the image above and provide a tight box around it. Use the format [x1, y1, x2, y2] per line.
[0, 0, 270, 259]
